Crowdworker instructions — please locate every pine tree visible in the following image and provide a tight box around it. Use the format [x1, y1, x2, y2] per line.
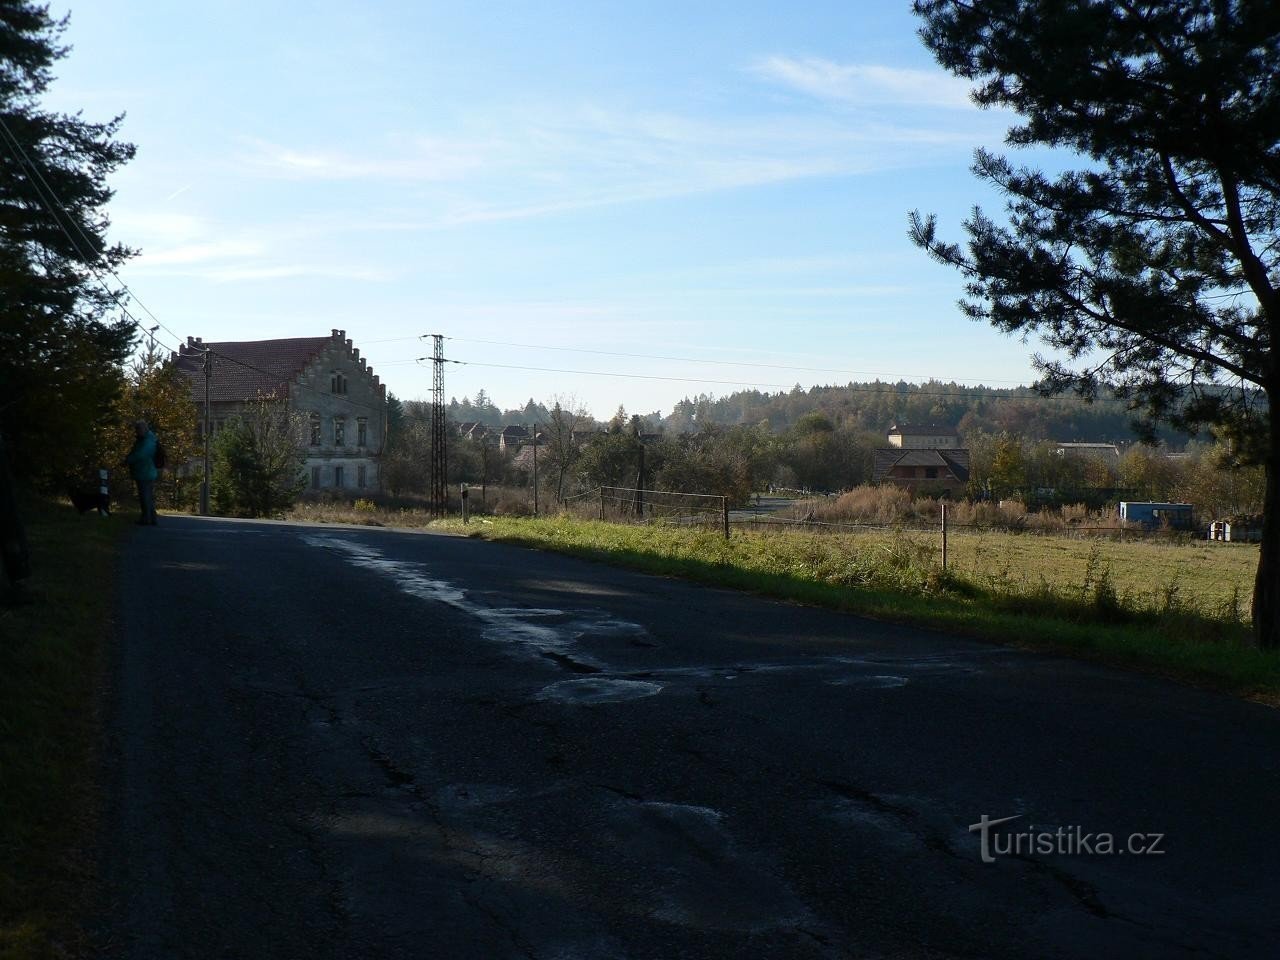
[0, 1, 136, 483]
[909, 0, 1280, 647]
[210, 399, 306, 517]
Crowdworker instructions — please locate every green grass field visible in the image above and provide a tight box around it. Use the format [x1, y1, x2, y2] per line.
[0, 497, 126, 960]
[939, 528, 1256, 618]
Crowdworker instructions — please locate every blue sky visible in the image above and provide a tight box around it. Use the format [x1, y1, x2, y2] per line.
[50, 1, 1043, 419]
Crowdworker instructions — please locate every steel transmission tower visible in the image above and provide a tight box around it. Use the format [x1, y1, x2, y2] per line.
[430, 334, 447, 517]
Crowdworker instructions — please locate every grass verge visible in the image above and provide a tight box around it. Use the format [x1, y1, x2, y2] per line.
[0, 496, 126, 959]
[437, 515, 1280, 703]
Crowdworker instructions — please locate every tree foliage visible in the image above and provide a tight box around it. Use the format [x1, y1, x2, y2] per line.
[908, 0, 1280, 646]
[543, 397, 589, 502]
[110, 348, 199, 503]
[210, 398, 305, 517]
[0, 1, 136, 483]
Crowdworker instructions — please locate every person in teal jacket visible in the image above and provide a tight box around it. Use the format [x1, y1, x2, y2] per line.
[124, 419, 159, 526]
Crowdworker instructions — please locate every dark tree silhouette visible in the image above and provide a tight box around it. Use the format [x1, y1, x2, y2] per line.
[0, 1, 136, 482]
[908, 0, 1280, 647]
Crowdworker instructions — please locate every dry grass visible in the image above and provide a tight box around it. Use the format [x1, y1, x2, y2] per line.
[788, 484, 1135, 534]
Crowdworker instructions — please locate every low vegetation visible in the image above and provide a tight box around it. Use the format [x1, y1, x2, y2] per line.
[783, 484, 1167, 534]
[1, 497, 126, 959]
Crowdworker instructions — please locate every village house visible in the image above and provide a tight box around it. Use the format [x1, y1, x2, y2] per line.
[462, 423, 492, 443]
[873, 423, 970, 494]
[1055, 441, 1122, 462]
[174, 329, 386, 493]
[498, 425, 529, 450]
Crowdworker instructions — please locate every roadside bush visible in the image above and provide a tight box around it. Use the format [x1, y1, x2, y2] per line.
[492, 492, 533, 516]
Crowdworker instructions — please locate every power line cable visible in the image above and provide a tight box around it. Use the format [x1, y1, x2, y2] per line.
[404, 355, 1138, 403]
[0, 112, 184, 353]
[442, 334, 1030, 385]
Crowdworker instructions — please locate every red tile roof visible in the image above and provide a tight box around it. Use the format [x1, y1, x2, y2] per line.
[174, 336, 331, 403]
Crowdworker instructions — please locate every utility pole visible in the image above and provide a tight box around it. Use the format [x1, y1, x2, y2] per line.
[200, 348, 211, 515]
[429, 334, 447, 517]
[634, 434, 646, 518]
[531, 422, 538, 516]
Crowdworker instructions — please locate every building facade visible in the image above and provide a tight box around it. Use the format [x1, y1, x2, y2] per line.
[873, 423, 970, 494]
[885, 423, 963, 449]
[175, 329, 386, 493]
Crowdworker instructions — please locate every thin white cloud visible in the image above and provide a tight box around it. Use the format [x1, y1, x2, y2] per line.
[198, 264, 392, 283]
[227, 96, 980, 223]
[111, 210, 210, 246]
[754, 56, 976, 109]
[127, 261, 392, 284]
[139, 239, 265, 265]
[239, 135, 492, 181]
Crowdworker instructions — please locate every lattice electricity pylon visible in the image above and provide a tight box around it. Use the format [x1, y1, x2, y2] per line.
[430, 334, 447, 517]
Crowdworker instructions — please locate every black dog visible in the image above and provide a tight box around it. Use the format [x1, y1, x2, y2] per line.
[69, 470, 111, 516]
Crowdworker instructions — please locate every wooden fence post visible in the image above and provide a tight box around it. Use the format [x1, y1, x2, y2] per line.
[599, 487, 605, 521]
[942, 502, 948, 571]
[722, 496, 730, 541]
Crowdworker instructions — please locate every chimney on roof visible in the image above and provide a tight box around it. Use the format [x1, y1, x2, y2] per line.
[345, 338, 352, 352]
[331, 328, 342, 339]
[352, 348, 359, 361]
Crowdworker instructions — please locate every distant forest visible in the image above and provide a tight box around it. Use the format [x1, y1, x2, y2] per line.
[444, 381, 1204, 447]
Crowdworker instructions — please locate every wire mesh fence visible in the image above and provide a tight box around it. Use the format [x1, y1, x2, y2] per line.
[595, 486, 728, 534]
[558, 485, 1208, 548]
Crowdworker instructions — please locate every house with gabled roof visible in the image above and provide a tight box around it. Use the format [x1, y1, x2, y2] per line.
[873, 423, 970, 494]
[174, 328, 386, 493]
[1055, 441, 1122, 462]
[498, 425, 529, 450]
[462, 423, 491, 443]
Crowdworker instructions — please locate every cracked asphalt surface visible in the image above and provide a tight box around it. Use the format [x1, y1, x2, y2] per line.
[97, 516, 1280, 959]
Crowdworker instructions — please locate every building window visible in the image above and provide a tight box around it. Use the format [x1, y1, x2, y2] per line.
[925, 467, 938, 479]
[357, 464, 367, 489]
[334, 417, 345, 446]
[357, 417, 367, 447]
[309, 413, 321, 446]
[311, 466, 321, 490]
[334, 466, 344, 488]
[330, 371, 347, 394]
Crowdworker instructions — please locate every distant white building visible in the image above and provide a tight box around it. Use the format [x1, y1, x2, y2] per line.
[1055, 441, 1121, 462]
[885, 423, 962, 450]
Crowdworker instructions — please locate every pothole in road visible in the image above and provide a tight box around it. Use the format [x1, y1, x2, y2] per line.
[604, 800, 811, 933]
[540, 650, 602, 674]
[537, 678, 663, 704]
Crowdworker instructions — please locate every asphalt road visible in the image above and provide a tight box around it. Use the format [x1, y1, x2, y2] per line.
[97, 516, 1280, 959]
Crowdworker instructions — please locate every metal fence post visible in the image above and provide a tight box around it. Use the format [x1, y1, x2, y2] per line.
[599, 487, 605, 521]
[722, 496, 730, 541]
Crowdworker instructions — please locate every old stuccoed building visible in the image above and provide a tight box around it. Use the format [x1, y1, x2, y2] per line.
[175, 329, 387, 493]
